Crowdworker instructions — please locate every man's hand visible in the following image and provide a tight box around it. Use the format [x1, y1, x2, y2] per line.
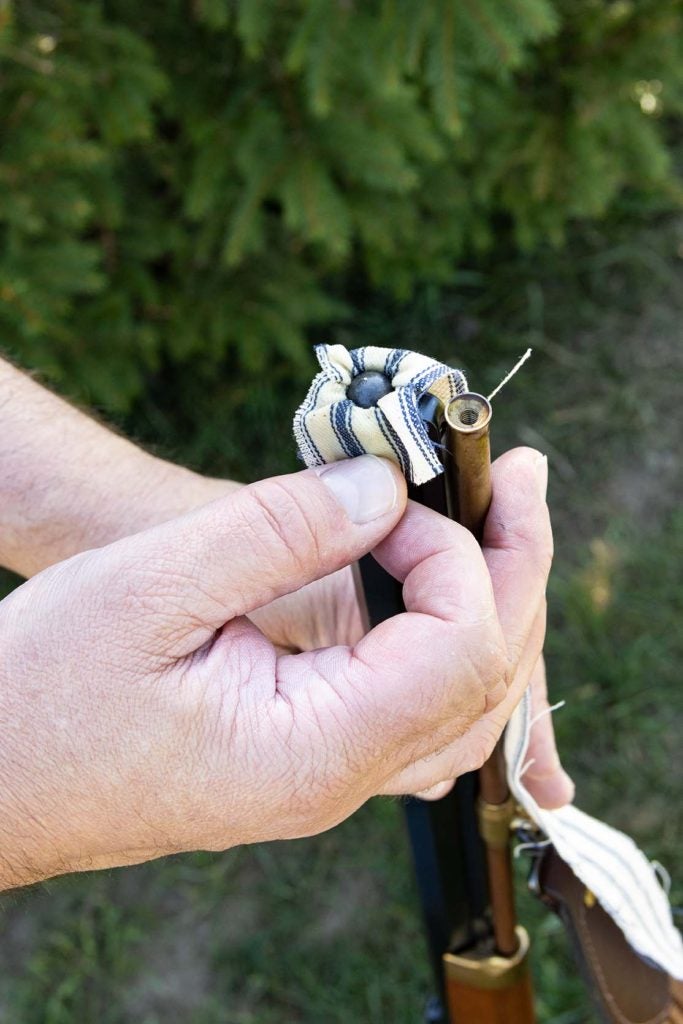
[250, 567, 573, 809]
[250, 492, 573, 809]
[0, 355, 572, 821]
[0, 448, 551, 891]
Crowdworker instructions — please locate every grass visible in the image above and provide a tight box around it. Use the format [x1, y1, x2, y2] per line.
[0, 211, 681, 1022]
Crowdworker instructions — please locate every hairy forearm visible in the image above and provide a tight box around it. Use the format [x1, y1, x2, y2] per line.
[0, 358, 239, 576]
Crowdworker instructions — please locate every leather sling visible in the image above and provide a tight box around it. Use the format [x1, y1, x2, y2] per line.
[535, 846, 683, 1024]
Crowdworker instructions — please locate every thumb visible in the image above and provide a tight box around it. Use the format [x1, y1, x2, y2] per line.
[106, 455, 406, 653]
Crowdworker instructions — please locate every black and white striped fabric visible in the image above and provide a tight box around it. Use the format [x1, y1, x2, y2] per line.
[294, 342, 683, 982]
[294, 344, 467, 485]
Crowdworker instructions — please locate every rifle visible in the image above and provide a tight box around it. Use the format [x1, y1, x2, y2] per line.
[347, 370, 682, 1024]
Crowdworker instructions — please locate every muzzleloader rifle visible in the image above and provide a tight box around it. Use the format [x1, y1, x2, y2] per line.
[347, 370, 682, 1024]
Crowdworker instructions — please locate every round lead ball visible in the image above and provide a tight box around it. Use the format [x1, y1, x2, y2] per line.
[347, 370, 394, 408]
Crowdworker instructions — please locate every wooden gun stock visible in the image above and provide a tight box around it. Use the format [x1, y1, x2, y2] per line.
[443, 925, 534, 1024]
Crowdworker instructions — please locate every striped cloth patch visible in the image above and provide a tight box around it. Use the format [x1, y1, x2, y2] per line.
[295, 342, 683, 983]
[293, 344, 467, 485]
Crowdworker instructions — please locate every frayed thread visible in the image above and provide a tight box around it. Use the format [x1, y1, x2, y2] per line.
[488, 348, 532, 402]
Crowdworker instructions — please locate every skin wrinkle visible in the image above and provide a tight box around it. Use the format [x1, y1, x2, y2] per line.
[493, 601, 547, 725]
[191, 632, 267, 800]
[232, 694, 318, 841]
[269, 684, 298, 755]
[485, 514, 553, 575]
[114, 555, 229, 625]
[346, 627, 443, 736]
[383, 713, 503, 796]
[387, 705, 488, 788]
[263, 477, 330, 562]
[406, 606, 548, 793]
[173, 663, 225, 777]
[209, 617, 278, 697]
[395, 708, 501, 794]
[355, 609, 504, 733]
[308, 676, 375, 785]
[312, 661, 404, 783]
[240, 481, 327, 592]
[344, 642, 480, 775]
[288, 723, 338, 822]
[279, 649, 384, 802]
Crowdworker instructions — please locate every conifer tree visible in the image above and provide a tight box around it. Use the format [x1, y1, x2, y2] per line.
[1, 0, 681, 409]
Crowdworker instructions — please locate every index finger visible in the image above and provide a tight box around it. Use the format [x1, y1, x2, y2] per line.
[342, 500, 509, 749]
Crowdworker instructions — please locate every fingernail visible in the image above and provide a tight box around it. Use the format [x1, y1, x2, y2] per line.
[535, 454, 548, 501]
[314, 455, 398, 524]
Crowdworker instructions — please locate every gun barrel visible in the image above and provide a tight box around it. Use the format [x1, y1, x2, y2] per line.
[444, 394, 521, 961]
[443, 394, 492, 540]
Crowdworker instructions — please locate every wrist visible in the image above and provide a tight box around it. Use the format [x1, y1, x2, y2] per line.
[138, 457, 241, 529]
[0, 358, 241, 577]
[0, 750, 51, 892]
[1, 450, 240, 578]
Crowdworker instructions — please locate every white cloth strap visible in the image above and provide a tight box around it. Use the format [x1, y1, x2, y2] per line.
[506, 690, 683, 979]
[294, 343, 683, 981]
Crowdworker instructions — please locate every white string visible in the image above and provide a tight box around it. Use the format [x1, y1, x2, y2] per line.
[488, 347, 533, 402]
[514, 837, 552, 858]
[651, 860, 672, 896]
[529, 699, 566, 730]
[518, 701, 567, 781]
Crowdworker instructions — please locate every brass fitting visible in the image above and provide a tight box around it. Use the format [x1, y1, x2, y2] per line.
[477, 795, 517, 849]
[443, 925, 531, 991]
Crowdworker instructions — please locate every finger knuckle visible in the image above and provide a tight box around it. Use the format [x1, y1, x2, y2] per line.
[240, 482, 324, 581]
[485, 648, 514, 711]
[460, 628, 512, 716]
[468, 724, 501, 772]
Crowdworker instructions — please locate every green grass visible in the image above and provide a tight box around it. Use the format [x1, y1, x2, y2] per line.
[1, 212, 682, 1022]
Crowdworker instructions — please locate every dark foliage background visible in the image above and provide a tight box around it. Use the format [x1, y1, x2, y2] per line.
[1, 0, 681, 433]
